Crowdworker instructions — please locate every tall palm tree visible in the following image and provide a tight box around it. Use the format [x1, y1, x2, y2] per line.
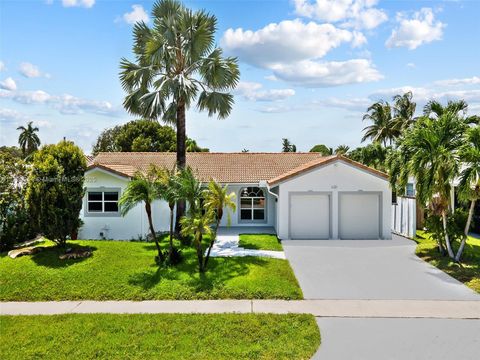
[334, 145, 350, 155]
[119, 171, 165, 263]
[120, 0, 239, 228]
[392, 91, 416, 132]
[392, 112, 468, 258]
[455, 126, 480, 261]
[203, 180, 236, 268]
[17, 121, 40, 158]
[362, 101, 399, 146]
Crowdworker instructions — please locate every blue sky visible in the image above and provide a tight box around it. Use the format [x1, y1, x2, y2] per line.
[1, 0, 479, 153]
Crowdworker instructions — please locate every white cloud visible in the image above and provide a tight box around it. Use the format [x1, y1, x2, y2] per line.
[0, 61, 5, 72]
[313, 97, 370, 111]
[222, 20, 360, 67]
[62, 0, 95, 8]
[0, 108, 26, 123]
[270, 59, 383, 87]
[121, 5, 149, 25]
[406, 62, 416, 68]
[235, 81, 295, 101]
[19, 62, 50, 78]
[293, 0, 388, 30]
[0, 89, 123, 117]
[434, 76, 480, 87]
[386, 8, 445, 50]
[0, 77, 17, 91]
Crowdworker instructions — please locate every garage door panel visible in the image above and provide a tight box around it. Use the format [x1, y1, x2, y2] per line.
[339, 193, 380, 239]
[290, 193, 330, 239]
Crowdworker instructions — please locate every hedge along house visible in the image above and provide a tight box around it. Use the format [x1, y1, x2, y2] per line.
[80, 152, 392, 240]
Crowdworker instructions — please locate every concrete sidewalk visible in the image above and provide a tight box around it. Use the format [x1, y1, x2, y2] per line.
[2, 299, 480, 319]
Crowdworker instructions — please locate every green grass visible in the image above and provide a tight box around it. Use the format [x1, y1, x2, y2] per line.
[0, 238, 302, 301]
[415, 230, 480, 293]
[239, 234, 283, 251]
[0, 313, 320, 360]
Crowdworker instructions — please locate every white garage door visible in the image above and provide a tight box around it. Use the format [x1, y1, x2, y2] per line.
[339, 193, 380, 239]
[290, 193, 330, 239]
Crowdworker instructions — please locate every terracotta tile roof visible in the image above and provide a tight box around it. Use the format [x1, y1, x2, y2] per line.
[84, 154, 95, 166]
[267, 154, 389, 185]
[88, 152, 326, 183]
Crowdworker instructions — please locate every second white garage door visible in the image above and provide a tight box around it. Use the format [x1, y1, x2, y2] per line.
[339, 193, 381, 239]
[290, 193, 331, 239]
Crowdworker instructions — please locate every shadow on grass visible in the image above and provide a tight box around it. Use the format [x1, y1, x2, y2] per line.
[30, 243, 97, 269]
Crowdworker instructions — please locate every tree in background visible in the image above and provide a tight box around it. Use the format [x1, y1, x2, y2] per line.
[310, 144, 349, 156]
[17, 121, 40, 159]
[282, 138, 296, 152]
[0, 146, 22, 159]
[91, 120, 207, 155]
[392, 91, 416, 132]
[186, 139, 209, 152]
[0, 153, 34, 251]
[26, 140, 86, 248]
[348, 143, 390, 172]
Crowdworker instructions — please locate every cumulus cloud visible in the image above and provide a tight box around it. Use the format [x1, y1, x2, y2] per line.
[313, 97, 370, 111]
[62, 0, 95, 8]
[121, 4, 149, 24]
[0, 77, 17, 91]
[0, 108, 26, 123]
[270, 59, 383, 87]
[293, 0, 388, 30]
[235, 81, 295, 101]
[386, 8, 445, 50]
[0, 61, 5, 72]
[19, 62, 50, 78]
[434, 76, 480, 87]
[222, 20, 360, 67]
[0, 89, 123, 117]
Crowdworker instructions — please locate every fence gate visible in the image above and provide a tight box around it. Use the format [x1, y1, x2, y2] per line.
[392, 196, 416, 238]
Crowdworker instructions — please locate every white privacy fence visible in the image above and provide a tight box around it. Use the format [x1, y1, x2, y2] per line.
[392, 196, 416, 238]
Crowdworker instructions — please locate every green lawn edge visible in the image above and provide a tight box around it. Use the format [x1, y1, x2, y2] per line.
[239, 234, 283, 251]
[414, 230, 480, 293]
[0, 313, 320, 360]
[0, 238, 303, 301]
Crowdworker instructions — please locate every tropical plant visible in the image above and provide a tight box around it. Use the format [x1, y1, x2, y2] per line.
[282, 138, 296, 152]
[310, 144, 332, 155]
[362, 101, 399, 146]
[388, 111, 469, 258]
[203, 180, 236, 268]
[25, 141, 86, 248]
[120, 0, 239, 228]
[334, 145, 350, 155]
[455, 126, 480, 261]
[348, 143, 390, 171]
[392, 91, 416, 132]
[242, 148, 249, 153]
[186, 138, 209, 152]
[119, 170, 166, 264]
[17, 121, 40, 158]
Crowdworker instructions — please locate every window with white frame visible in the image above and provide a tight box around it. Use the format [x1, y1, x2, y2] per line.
[87, 191, 119, 214]
[406, 183, 415, 197]
[240, 187, 266, 221]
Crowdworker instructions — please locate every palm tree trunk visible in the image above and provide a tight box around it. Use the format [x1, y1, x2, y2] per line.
[169, 205, 174, 257]
[195, 234, 205, 273]
[441, 210, 455, 259]
[455, 199, 475, 262]
[145, 203, 164, 263]
[204, 215, 222, 270]
[175, 100, 187, 234]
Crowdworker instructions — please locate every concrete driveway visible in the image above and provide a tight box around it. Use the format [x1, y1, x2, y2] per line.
[283, 234, 479, 300]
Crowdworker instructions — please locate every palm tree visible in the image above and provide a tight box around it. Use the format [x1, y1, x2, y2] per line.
[282, 138, 296, 152]
[310, 144, 333, 155]
[17, 121, 40, 158]
[392, 112, 468, 258]
[455, 126, 480, 261]
[120, 0, 239, 229]
[203, 180, 236, 268]
[119, 171, 165, 264]
[334, 145, 350, 155]
[362, 101, 399, 146]
[177, 167, 203, 217]
[392, 91, 416, 132]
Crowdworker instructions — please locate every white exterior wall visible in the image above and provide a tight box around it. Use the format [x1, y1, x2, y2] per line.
[218, 184, 277, 229]
[275, 160, 391, 240]
[79, 169, 172, 240]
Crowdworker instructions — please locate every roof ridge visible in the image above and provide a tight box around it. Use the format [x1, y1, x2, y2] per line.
[95, 151, 324, 155]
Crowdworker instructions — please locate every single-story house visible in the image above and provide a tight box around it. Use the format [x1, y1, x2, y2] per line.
[80, 152, 392, 240]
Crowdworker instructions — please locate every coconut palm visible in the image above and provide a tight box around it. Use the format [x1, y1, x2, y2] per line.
[392, 112, 468, 258]
[455, 126, 480, 261]
[120, 0, 239, 229]
[392, 91, 416, 132]
[334, 145, 350, 155]
[203, 180, 236, 268]
[119, 171, 165, 263]
[17, 121, 40, 158]
[362, 101, 399, 146]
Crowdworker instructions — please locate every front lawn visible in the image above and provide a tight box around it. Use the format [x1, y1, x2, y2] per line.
[239, 234, 283, 251]
[0, 238, 302, 301]
[415, 230, 480, 293]
[0, 313, 320, 360]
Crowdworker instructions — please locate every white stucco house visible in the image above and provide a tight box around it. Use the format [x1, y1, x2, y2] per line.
[79, 152, 392, 240]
